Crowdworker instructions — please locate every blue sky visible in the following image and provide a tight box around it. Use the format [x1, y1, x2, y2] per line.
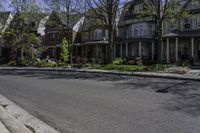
[1, 0, 125, 12]
[1, 0, 46, 11]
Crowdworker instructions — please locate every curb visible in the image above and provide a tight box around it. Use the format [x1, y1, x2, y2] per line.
[0, 67, 200, 81]
[0, 94, 60, 133]
[0, 105, 32, 133]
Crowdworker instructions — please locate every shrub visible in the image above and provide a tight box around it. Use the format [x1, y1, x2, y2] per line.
[7, 60, 17, 66]
[60, 37, 69, 63]
[100, 64, 146, 71]
[112, 58, 124, 65]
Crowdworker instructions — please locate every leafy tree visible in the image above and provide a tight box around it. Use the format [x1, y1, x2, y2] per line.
[3, 0, 44, 61]
[60, 37, 69, 63]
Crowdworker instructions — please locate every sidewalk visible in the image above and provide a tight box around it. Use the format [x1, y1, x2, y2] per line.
[0, 66, 200, 81]
[0, 120, 10, 133]
[0, 94, 60, 133]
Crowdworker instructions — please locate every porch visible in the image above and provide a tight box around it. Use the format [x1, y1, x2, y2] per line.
[162, 37, 200, 64]
[114, 40, 156, 62]
[73, 41, 108, 64]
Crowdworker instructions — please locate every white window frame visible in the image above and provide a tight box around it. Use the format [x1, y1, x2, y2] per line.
[94, 29, 103, 40]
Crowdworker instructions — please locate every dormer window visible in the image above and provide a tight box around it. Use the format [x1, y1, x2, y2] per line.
[197, 16, 200, 28]
[184, 18, 192, 30]
[94, 29, 102, 40]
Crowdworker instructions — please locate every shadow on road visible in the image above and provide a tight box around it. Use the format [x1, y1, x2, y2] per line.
[1, 70, 200, 117]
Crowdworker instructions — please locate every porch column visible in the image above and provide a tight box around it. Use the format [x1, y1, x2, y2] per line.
[161, 40, 163, 62]
[85, 45, 87, 57]
[166, 38, 170, 63]
[0, 46, 1, 57]
[151, 41, 154, 61]
[138, 41, 142, 57]
[114, 44, 116, 58]
[96, 44, 99, 58]
[82, 46, 84, 57]
[120, 44, 123, 58]
[125, 42, 128, 57]
[191, 37, 194, 57]
[106, 45, 108, 59]
[76, 46, 78, 56]
[175, 38, 179, 62]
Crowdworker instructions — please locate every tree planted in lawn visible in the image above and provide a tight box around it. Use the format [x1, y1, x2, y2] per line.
[60, 37, 69, 63]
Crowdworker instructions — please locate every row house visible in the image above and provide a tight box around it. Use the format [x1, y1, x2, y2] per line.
[163, 2, 200, 64]
[116, 0, 156, 61]
[72, 11, 115, 63]
[44, 11, 80, 60]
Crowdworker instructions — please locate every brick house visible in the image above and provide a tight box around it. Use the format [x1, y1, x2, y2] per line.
[116, 0, 157, 62]
[44, 11, 80, 60]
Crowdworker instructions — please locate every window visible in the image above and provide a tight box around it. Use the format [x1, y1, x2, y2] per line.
[139, 24, 144, 36]
[134, 25, 139, 36]
[197, 16, 200, 28]
[184, 18, 192, 29]
[94, 29, 103, 40]
[49, 33, 59, 41]
[125, 29, 129, 39]
[169, 20, 176, 30]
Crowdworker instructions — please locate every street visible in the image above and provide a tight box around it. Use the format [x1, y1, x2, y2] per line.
[0, 70, 200, 133]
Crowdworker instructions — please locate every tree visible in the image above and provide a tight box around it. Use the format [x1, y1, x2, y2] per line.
[60, 37, 69, 63]
[86, 0, 120, 63]
[143, 0, 193, 63]
[4, 0, 43, 61]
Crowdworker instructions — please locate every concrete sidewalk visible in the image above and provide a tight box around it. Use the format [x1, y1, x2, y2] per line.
[0, 120, 10, 133]
[0, 94, 60, 133]
[0, 67, 200, 81]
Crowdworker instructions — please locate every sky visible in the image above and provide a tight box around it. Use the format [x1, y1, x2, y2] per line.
[0, 0, 47, 11]
[1, 0, 125, 12]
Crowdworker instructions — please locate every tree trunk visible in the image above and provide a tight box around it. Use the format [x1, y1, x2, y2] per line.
[157, 20, 163, 64]
[107, 28, 114, 64]
[21, 48, 24, 61]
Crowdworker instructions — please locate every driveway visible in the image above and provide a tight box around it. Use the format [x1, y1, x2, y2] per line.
[0, 70, 200, 133]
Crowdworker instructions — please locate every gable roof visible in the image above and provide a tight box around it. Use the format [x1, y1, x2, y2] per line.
[47, 11, 81, 30]
[0, 12, 12, 33]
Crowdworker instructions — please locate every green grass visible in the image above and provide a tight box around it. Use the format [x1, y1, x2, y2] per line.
[95, 64, 146, 72]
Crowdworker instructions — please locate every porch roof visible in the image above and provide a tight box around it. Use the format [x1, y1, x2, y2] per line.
[81, 40, 109, 45]
[163, 30, 200, 38]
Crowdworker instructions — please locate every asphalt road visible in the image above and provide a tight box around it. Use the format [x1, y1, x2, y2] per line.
[0, 70, 200, 133]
